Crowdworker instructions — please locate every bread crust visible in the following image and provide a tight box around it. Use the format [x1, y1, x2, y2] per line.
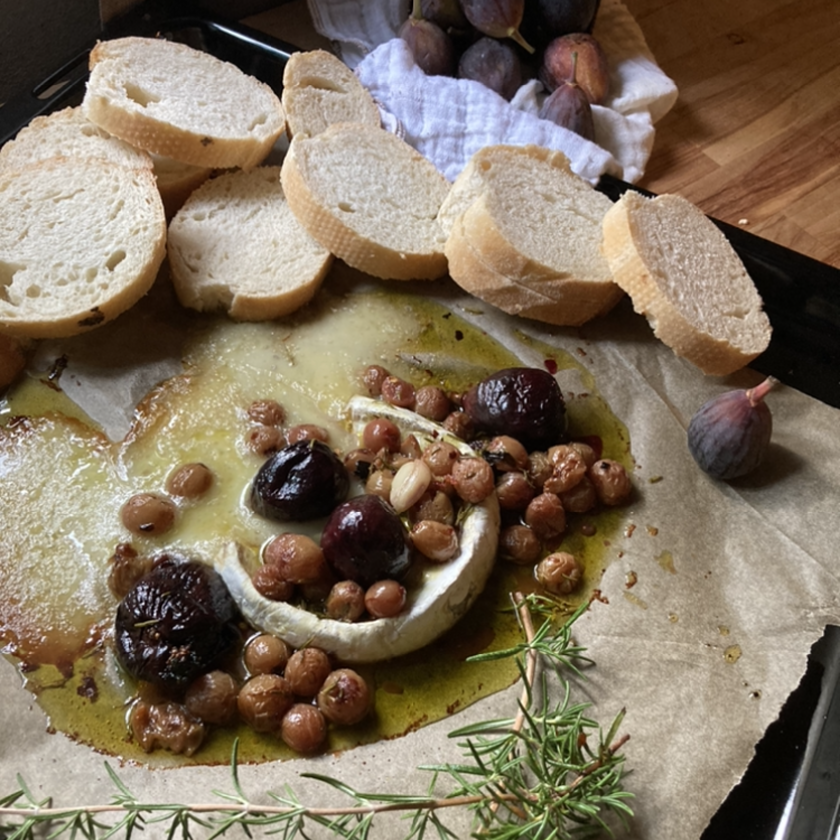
[0, 106, 153, 173]
[442, 144, 622, 325]
[446, 206, 623, 325]
[83, 37, 285, 170]
[602, 192, 772, 376]
[281, 124, 449, 281]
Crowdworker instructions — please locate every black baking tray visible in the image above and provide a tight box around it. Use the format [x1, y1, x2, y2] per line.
[2, 4, 839, 837]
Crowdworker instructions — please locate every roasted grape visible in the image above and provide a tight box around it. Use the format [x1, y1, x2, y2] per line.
[317, 668, 371, 725]
[250, 440, 350, 522]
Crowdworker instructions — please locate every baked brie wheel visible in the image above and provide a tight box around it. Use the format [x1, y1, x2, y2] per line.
[214, 397, 501, 663]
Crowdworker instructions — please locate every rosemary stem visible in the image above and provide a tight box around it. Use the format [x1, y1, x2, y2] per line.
[0, 792, 519, 822]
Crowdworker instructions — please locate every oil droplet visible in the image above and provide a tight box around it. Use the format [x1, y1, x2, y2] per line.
[724, 644, 742, 663]
[646, 525, 659, 536]
[656, 550, 676, 574]
[668, 612, 678, 623]
[719, 625, 730, 637]
[625, 570, 638, 588]
[623, 591, 648, 610]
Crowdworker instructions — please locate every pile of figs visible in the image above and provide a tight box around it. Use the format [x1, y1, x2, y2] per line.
[399, 0, 610, 141]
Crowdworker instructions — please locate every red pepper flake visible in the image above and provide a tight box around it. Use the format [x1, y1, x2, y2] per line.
[544, 358, 558, 375]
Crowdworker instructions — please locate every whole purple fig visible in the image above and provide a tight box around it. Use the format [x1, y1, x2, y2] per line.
[687, 377, 777, 480]
[460, 0, 535, 53]
[400, 0, 457, 76]
[540, 32, 609, 104]
[458, 37, 523, 100]
[538, 54, 595, 140]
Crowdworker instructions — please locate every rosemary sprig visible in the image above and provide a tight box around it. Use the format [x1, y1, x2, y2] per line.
[0, 593, 632, 839]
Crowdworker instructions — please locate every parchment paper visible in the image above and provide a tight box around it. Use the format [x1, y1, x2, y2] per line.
[2, 269, 839, 839]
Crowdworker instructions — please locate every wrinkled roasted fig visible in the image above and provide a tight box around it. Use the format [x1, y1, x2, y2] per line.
[115, 557, 238, 689]
[540, 32, 609, 104]
[321, 494, 411, 587]
[399, 0, 457, 76]
[250, 439, 350, 522]
[460, 0, 535, 53]
[538, 54, 595, 140]
[687, 377, 777, 480]
[458, 37, 523, 100]
[463, 367, 567, 450]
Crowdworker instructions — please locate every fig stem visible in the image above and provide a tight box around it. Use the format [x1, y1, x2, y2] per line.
[747, 376, 779, 405]
[411, 0, 422, 21]
[507, 27, 535, 54]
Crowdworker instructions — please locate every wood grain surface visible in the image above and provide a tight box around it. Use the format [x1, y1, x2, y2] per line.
[249, 0, 840, 268]
[625, 0, 840, 268]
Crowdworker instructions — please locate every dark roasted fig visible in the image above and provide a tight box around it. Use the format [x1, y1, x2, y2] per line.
[687, 377, 777, 480]
[250, 439, 350, 522]
[540, 32, 609, 104]
[321, 494, 411, 587]
[460, 0, 535, 53]
[462, 367, 567, 450]
[520, 0, 601, 51]
[115, 556, 238, 689]
[458, 36, 523, 100]
[538, 54, 595, 140]
[400, 0, 457, 76]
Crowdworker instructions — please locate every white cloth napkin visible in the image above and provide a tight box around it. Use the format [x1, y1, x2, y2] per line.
[306, 0, 678, 184]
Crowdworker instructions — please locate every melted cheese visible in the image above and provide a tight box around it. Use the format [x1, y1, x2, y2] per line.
[0, 292, 427, 667]
[216, 397, 501, 663]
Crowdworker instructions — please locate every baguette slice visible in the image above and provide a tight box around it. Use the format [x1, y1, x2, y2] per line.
[0, 104, 209, 219]
[602, 190, 772, 375]
[281, 49, 380, 139]
[83, 36, 285, 170]
[0, 157, 166, 339]
[443, 145, 623, 326]
[0, 105, 152, 172]
[281, 122, 449, 280]
[167, 167, 333, 321]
